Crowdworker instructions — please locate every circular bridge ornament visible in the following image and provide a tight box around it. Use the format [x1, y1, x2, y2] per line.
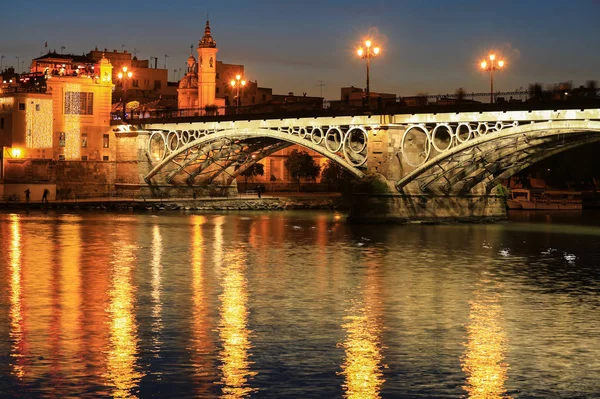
[343, 127, 368, 167]
[401, 125, 431, 167]
[310, 127, 324, 144]
[148, 131, 167, 162]
[325, 127, 344, 153]
[431, 123, 454, 152]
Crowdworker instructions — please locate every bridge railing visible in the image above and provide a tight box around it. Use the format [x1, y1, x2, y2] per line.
[110, 88, 600, 124]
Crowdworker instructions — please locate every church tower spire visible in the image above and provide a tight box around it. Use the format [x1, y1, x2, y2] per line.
[197, 19, 218, 109]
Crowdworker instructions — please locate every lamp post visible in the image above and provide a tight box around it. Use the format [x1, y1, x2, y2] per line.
[230, 74, 246, 113]
[357, 39, 380, 103]
[480, 53, 505, 104]
[117, 66, 133, 120]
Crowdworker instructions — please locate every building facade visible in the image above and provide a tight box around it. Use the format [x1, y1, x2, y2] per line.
[1, 55, 115, 199]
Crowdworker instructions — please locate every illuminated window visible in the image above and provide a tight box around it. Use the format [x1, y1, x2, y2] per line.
[81, 133, 88, 148]
[59, 132, 66, 147]
[19, 103, 25, 111]
[103, 134, 109, 148]
[64, 92, 94, 115]
[102, 155, 109, 161]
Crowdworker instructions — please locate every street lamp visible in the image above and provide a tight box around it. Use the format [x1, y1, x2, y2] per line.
[230, 74, 246, 112]
[480, 53, 505, 104]
[357, 39, 380, 103]
[117, 66, 133, 120]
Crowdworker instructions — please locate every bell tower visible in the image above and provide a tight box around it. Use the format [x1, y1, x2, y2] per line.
[197, 20, 218, 110]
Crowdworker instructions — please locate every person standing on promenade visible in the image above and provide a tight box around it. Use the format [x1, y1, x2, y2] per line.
[41, 189, 49, 203]
[24, 188, 30, 203]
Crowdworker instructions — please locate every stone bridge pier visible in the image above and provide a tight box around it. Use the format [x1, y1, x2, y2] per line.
[350, 124, 507, 223]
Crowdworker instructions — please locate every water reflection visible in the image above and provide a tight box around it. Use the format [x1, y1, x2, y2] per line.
[190, 215, 216, 393]
[151, 224, 163, 358]
[57, 215, 84, 392]
[461, 280, 510, 399]
[218, 250, 256, 398]
[340, 250, 385, 399]
[105, 231, 144, 398]
[8, 214, 25, 379]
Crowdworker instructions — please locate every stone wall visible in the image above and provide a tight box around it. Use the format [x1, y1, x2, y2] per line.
[54, 160, 116, 198]
[348, 192, 507, 223]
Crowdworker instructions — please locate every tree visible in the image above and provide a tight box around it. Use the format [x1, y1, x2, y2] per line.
[321, 160, 356, 194]
[240, 162, 265, 189]
[284, 149, 321, 191]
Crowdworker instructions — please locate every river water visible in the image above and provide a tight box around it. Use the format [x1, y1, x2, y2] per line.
[0, 210, 599, 398]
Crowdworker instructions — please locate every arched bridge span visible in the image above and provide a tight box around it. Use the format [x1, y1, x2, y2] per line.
[130, 108, 600, 192]
[396, 120, 600, 195]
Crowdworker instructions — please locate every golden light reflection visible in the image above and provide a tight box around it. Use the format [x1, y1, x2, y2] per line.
[151, 225, 163, 356]
[213, 216, 225, 277]
[339, 253, 385, 399]
[59, 215, 83, 372]
[190, 216, 216, 393]
[218, 250, 256, 398]
[461, 286, 510, 399]
[105, 238, 143, 398]
[9, 214, 25, 379]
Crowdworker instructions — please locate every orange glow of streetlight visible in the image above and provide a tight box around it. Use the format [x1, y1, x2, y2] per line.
[480, 52, 506, 104]
[118, 66, 133, 120]
[356, 38, 381, 103]
[231, 73, 247, 110]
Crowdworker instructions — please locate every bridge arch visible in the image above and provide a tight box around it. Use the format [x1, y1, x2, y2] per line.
[396, 120, 600, 194]
[144, 127, 368, 183]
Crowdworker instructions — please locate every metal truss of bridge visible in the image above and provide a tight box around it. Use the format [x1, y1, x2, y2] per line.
[139, 117, 376, 186]
[127, 107, 600, 193]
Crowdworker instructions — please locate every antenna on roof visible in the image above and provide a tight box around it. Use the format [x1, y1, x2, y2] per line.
[121, 44, 126, 52]
[317, 80, 327, 97]
[133, 48, 139, 57]
[164, 54, 168, 69]
[60, 46, 66, 54]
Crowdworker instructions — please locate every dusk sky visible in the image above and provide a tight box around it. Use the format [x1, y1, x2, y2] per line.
[2, 0, 599, 99]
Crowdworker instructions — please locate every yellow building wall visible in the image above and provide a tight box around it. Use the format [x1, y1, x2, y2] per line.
[46, 75, 113, 161]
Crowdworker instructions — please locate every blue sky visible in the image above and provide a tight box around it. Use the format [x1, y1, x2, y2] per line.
[2, 0, 599, 99]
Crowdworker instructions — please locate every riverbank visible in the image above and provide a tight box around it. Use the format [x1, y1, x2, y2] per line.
[0, 193, 346, 212]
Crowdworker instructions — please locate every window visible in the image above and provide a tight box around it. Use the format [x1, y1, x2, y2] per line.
[102, 155, 109, 161]
[58, 154, 65, 161]
[154, 80, 161, 90]
[216, 87, 219, 94]
[0, 118, 3, 129]
[59, 132, 66, 147]
[103, 134, 109, 148]
[19, 103, 25, 111]
[252, 96, 255, 104]
[132, 79, 139, 88]
[262, 94, 267, 101]
[81, 155, 88, 161]
[35, 104, 40, 111]
[81, 133, 88, 148]
[64, 92, 93, 115]
[216, 73, 220, 79]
